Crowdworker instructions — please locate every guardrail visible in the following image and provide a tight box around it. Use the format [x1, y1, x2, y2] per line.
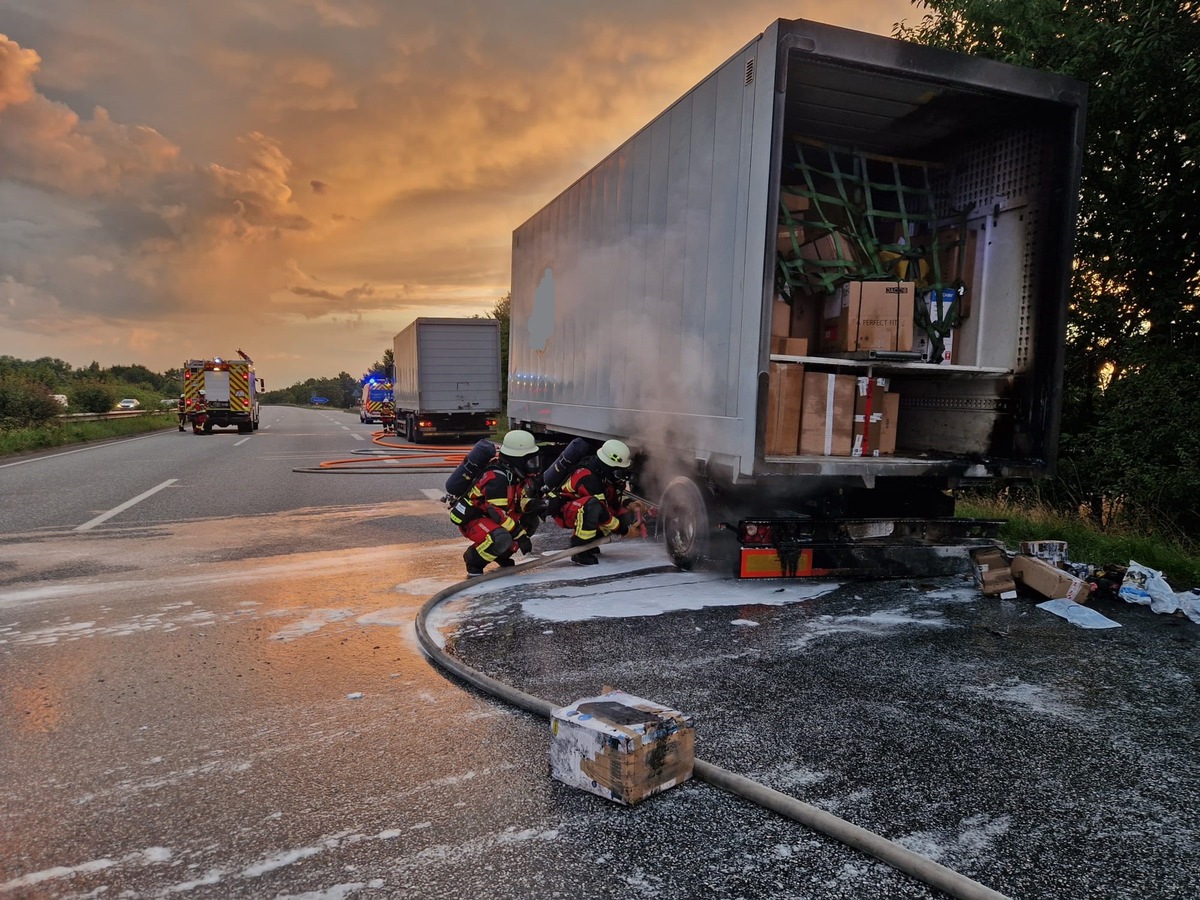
[59, 410, 165, 423]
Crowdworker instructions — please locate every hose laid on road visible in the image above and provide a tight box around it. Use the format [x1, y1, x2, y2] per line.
[292, 438, 467, 475]
[414, 543, 1013, 900]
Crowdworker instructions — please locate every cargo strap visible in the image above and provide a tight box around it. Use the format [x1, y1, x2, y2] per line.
[775, 139, 970, 309]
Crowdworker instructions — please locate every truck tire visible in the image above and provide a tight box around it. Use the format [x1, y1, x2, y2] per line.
[659, 477, 712, 571]
[238, 422, 251, 434]
[407, 415, 421, 444]
[252, 419, 259, 431]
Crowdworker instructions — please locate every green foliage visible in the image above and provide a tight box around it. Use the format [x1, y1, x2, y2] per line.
[73, 383, 116, 414]
[899, 0, 1200, 537]
[261, 373, 358, 408]
[0, 413, 171, 457]
[0, 377, 61, 428]
[958, 492, 1200, 587]
[490, 293, 511, 408]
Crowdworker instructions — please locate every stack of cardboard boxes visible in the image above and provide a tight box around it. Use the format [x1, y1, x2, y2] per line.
[765, 366, 900, 458]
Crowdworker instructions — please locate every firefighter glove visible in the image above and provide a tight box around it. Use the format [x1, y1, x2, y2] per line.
[517, 535, 533, 556]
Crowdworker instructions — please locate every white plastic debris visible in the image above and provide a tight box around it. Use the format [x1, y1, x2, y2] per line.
[346, 692, 364, 700]
[1036, 599, 1121, 629]
[1119, 561, 1200, 623]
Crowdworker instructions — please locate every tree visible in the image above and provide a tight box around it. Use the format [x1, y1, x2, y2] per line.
[367, 349, 394, 381]
[897, 0, 1200, 533]
[489, 293, 511, 409]
[73, 383, 116, 414]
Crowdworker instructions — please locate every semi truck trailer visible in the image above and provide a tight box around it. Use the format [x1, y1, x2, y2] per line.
[507, 18, 1087, 576]
[392, 318, 502, 443]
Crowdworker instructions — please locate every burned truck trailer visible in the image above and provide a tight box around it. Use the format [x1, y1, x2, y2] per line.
[507, 18, 1087, 575]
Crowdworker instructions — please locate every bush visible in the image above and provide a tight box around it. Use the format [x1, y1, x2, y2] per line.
[0, 377, 61, 428]
[73, 383, 116, 414]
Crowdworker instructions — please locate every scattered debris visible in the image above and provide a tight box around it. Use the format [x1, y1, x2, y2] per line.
[1119, 562, 1200, 624]
[1036, 599, 1121, 630]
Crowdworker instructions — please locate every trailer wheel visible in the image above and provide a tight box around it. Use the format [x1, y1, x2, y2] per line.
[407, 416, 421, 444]
[659, 477, 712, 571]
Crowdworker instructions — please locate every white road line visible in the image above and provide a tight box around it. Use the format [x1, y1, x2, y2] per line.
[75, 479, 178, 532]
[340, 426, 350, 431]
[233, 437, 251, 447]
[351, 433, 365, 441]
[263, 424, 272, 429]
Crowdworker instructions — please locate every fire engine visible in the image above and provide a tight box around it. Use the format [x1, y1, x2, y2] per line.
[359, 376, 392, 424]
[183, 350, 264, 434]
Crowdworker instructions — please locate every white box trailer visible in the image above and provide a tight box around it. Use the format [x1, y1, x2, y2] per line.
[508, 18, 1087, 574]
[392, 318, 502, 443]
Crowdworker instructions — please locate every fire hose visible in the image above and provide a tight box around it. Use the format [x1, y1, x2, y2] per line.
[414, 544, 1012, 900]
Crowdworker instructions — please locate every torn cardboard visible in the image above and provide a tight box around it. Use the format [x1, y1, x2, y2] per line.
[549, 690, 695, 806]
[1012, 555, 1092, 603]
[969, 546, 1018, 599]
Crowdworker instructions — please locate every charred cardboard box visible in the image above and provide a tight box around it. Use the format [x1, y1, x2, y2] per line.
[821, 281, 916, 354]
[799, 371, 855, 456]
[765, 362, 805, 455]
[969, 546, 1018, 599]
[549, 690, 695, 806]
[852, 376, 899, 457]
[1012, 555, 1092, 603]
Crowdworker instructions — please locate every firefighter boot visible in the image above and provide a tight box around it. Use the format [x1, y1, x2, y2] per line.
[463, 547, 487, 577]
[569, 535, 600, 566]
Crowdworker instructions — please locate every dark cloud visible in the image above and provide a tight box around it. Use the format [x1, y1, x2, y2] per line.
[310, 179, 327, 193]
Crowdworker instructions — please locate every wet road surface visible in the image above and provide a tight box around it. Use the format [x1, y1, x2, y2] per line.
[1, 437, 1198, 898]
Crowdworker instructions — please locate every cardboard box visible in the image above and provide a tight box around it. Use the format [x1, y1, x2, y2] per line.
[797, 231, 859, 288]
[789, 292, 820, 346]
[550, 690, 695, 806]
[821, 281, 916, 354]
[777, 225, 805, 258]
[1020, 540, 1069, 565]
[780, 191, 810, 214]
[770, 337, 809, 357]
[799, 372, 855, 456]
[765, 362, 805, 455]
[1012, 555, 1092, 603]
[970, 546, 1018, 598]
[771, 296, 791, 337]
[852, 377, 899, 456]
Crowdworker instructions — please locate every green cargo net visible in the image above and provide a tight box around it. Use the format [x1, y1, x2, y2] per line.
[775, 138, 972, 354]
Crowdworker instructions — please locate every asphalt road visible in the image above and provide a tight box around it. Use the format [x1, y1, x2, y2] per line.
[1, 408, 1197, 899]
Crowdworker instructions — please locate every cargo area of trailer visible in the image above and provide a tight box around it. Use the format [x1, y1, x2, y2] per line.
[507, 18, 1085, 571]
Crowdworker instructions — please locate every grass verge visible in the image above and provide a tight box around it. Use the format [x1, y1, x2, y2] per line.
[959, 495, 1200, 589]
[0, 415, 174, 458]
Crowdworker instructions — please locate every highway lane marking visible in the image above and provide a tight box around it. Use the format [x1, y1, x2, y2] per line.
[75, 479, 178, 532]
[351, 434, 365, 441]
[0, 431, 169, 469]
[340, 426, 350, 431]
[233, 437, 251, 447]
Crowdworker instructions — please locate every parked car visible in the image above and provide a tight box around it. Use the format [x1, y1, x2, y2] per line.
[116, 398, 141, 409]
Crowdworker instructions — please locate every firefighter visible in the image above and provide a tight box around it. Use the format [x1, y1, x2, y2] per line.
[192, 390, 208, 435]
[379, 398, 396, 434]
[449, 430, 543, 576]
[549, 439, 637, 566]
[177, 394, 187, 431]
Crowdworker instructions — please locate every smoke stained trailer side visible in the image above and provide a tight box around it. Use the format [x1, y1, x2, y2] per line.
[507, 18, 1087, 573]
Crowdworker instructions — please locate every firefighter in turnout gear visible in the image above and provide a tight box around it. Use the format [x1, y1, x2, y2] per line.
[379, 398, 396, 434]
[449, 430, 544, 576]
[550, 439, 637, 566]
[177, 394, 187, 431]
[191, 390, 208, 434]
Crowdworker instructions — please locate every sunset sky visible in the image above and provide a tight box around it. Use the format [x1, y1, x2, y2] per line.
[0, 0, 913, 387]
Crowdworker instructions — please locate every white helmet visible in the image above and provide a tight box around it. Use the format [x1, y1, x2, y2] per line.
[499, 430, 538, 457]
[598, 439, 632, 469]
